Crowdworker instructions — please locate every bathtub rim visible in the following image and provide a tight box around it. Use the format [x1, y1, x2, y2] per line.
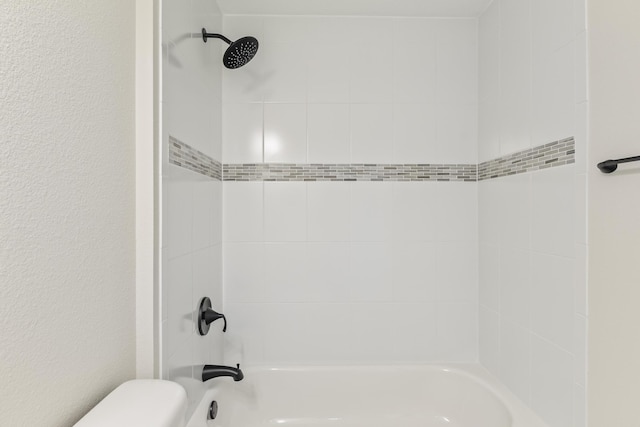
[185, 363, 549, 427]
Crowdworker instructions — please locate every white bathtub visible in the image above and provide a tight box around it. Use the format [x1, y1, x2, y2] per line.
[186, 365, 548, 427]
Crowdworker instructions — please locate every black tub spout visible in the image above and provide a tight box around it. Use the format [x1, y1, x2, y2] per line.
[202, 364, 244, 382]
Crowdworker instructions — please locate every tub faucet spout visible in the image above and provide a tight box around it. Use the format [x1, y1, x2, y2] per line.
[202, 364, 244, 382]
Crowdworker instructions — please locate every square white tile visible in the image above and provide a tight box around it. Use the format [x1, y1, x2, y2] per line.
[165, 177, 193, 259]
[436, 103, 478, 164]
[479, 243, 500, 312]
[264, 104, 307, 163]
[500, 174, 532, 250]
[531, 166, 575, 258]
[391, 241, 438, 303]
[436, 242, 478, 303]
[530, 335, 574, 427]
[350, 182, 393, 242]
[263, 243, 308, 303]
[306, 243, 351, 303]
[307, 182, 351, 242]
[479, 306, 500, 375]
[222, 103, 264, 164]
[436, 19, 478, 106]
[500, 319, 532, 404]
[350, 104, 393, 163]
[500, 248, 531, 328]
[223, 303, 267, 365]
[164, 254, 194, 358]
[223, 182, 264, 242]
[223, 243, 265, 303]
[264, 182, 307, 242]
[192, 180, 217, 250]
[307, 104, 350, 163]
[348, 243, 393, 302]
[349, 42, 393, 104]
[391, 182, 438, 242]
[435, 182, 478, 242]
[393, 38, 437, 103]
[530, 253, 575, 352]
[392, 104, 437, 163]
[436, 302, 478, 362]
[307, 44, 350, 104]
[261, 42, 308, 103]
[391, 303, 438, 361]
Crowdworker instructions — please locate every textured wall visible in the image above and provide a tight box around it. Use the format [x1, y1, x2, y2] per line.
[588, 0, 640, 425]
[0, 2, 136, 426]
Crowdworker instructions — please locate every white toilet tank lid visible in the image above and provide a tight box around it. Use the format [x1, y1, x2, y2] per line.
[74, 380, 187, 427]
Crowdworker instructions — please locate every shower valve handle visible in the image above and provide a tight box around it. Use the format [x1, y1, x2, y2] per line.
[198, 297, 227, 335]
[203, 309, 227, 332]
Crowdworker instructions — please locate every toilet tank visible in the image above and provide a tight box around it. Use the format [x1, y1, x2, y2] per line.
[74, 380, 187, 427]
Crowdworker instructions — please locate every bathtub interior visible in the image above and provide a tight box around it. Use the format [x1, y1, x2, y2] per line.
[186, 365, 548, 427]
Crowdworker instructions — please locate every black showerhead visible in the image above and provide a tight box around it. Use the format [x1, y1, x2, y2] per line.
[202, 29, 259, 69]
[223, 36, 259, 69]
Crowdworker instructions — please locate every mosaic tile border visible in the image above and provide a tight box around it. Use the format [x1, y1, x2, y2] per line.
[478, 137, 575, 181]
[169, 136, 222, 180]
[168, 136, 575, 183]
[223, 163, 478, 182]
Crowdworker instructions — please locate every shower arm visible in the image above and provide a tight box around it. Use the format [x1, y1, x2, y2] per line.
[202, 29, 232, 45]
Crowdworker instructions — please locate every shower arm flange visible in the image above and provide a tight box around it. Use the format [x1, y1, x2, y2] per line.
[202, 29, 232, 45]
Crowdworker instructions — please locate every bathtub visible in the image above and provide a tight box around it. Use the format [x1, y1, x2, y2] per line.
[186, 364, 548, 427]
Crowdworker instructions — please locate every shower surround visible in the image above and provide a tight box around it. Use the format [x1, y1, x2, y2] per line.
[161, 5, 588, 427]
[221, 16, 481, 367]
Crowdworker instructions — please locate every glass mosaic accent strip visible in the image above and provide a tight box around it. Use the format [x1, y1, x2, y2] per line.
[169, 136, 222, 181]
[223, 163, 478, 182]
[478, 137, 575, 181]
[168, 136, 574, 183]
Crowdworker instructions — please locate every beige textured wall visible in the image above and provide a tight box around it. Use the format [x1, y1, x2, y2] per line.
[0, 2, 136, 426]
[588, 1, 640, 426]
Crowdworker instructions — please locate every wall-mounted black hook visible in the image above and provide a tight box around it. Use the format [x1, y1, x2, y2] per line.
[198, 297, 227, 336]
[597, 155, 640, 173]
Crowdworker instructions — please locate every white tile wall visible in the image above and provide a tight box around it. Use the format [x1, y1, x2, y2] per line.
[479, 170, 585, 427]
[161, 174, 224, 415]
[222, 16, 478, 165]
[478, 1, 588, 426]
[160, 5, 587, 426]
[161, 0, 225, 418]
[224, 181, 478, 365]
[219, 7, 481, 363]
[478, 0, 587, 162]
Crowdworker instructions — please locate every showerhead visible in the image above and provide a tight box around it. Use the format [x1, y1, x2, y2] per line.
[202, 29, 259, 69]
[223, 36, 259, 69]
